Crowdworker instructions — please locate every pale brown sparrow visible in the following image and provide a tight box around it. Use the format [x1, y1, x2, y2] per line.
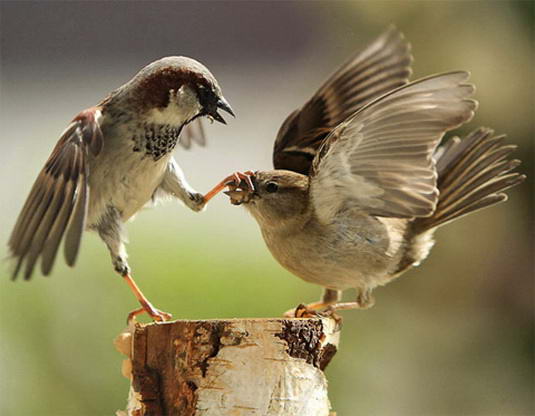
[8, 56, 234, 322]
[215, 33, 525, 315]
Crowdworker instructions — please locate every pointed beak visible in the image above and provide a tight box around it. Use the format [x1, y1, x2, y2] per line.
[217, 96, 235, 117]
[209, 96, 235, 125]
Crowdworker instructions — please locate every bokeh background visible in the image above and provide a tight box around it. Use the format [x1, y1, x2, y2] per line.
[0, 1, 533, 415]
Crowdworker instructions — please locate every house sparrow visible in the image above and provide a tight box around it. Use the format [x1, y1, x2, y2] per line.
[8, 56, 234, 322]
[217, 33, 525, 315]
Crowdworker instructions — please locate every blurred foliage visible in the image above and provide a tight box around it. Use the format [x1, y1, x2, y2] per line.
[0, 1, 533, 415]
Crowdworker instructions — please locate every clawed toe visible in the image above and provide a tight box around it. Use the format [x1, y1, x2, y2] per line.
[154, 309, 173, 321]
[127, 306, 172, 324]
[283, 303, 342, 322]
[223, 171, 257, 205]
[294, 303, 321, 318]
[283, 304, 312, 318]
[204, 171, 256, 204]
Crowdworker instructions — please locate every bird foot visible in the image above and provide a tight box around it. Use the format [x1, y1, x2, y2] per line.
[127, 304, 173, 324]
[294, 303, 322, 318]
[203, 171, 256, 204]
[283, 302, 337, 318]
[283, 303, 344, 327]
[223, 171, 257, 205]
[122, 273, 172, 324]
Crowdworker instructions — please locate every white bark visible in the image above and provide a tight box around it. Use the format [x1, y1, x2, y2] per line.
[115, 318, 341, 416]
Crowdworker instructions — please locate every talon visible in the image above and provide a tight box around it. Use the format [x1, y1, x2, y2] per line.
[224, 177, 238, 187]
[123, 273, 172, 324]
[295, 303, 320, 318]
[283, 303, 321, 318]
[233, 172, 242, 187]
[239, 172, 255, 192]
[203, 171, 255, 203]
[282, 297, 346, 324]
[151, 309, 173, 322]
[126, 306, 172, 324]
[127, 307, 144, 324]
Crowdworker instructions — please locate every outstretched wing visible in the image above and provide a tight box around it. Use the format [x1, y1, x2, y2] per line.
[309, 72, 477, 224]
[8, 107, 104, 279]
[273, 26, 413, 175]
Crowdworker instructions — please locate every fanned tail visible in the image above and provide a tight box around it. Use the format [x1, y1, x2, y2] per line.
[414, 127, 526, 232]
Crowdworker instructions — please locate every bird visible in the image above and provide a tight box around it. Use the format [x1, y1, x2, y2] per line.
[216, 31, 525, 315]
[8, 56, 235, 322]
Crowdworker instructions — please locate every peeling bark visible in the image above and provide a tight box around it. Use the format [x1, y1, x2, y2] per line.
[115, 318, 341, 416]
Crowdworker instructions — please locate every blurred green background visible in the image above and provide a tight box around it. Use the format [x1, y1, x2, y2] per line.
[0, 1, 533, 415]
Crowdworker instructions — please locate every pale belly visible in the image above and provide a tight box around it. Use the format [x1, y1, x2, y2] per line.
[261, 214, 403, 291]
[86, 139, 170, 226]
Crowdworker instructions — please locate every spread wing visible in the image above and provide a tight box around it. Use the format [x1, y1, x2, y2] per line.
[273, 26, 413, 175]
[309, 72, 477, 224]
[8, 107, 104, 279]
[179, 119, 206, 149]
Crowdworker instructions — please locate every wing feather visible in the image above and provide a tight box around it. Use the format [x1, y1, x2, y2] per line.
[273, 26, 413, 174]
[8, 107, 102, 279]
[64, 152, 89, 267]
[310, 72, 477, 223]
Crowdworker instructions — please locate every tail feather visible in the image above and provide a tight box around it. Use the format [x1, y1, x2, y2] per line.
[415, 127, 526, 232]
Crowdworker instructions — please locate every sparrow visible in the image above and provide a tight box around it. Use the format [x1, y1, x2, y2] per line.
[8, 56, 235, 322]
[216, 31, 525, 315]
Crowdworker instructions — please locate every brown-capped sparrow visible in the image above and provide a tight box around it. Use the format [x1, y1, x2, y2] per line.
[8, 56, 234, 322]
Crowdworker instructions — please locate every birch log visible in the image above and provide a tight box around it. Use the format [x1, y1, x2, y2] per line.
[115, 317, 341, 416]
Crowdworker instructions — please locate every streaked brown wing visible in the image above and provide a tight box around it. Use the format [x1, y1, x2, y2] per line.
[273, 26, 413, 174]
[309, 72, 477, 224]
[8, 107, 103, 279]
[179, 119, 206, 149]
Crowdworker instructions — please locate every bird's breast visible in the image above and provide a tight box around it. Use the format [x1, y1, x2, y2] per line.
[86, 125, 172, 225]
[259, 214, 401, 290]
[132, 123, 183, 161]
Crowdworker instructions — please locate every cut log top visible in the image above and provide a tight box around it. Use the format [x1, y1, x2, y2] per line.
[115, 317, 341, 416]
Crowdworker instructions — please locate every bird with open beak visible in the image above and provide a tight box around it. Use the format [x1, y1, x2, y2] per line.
[8, 56, 234, 322]
[213, 29, 525, 316]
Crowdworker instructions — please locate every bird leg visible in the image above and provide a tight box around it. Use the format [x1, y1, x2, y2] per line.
[283, 288, 342, 318]
[123, 273, 173, 323]
[203, 171, 255, 203]
[96, 209, 171, 323]
[324, 288, 376, 313]
[159, 159, 206, 212]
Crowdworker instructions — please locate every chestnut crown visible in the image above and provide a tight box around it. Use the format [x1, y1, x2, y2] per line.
[111, 56, 234, 124]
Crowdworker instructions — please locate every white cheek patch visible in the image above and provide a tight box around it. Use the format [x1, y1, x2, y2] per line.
[145, 85, 202, 127]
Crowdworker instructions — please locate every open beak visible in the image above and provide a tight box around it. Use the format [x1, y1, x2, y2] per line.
[209, 96, 235, 124]
[224, 189, 250, 205]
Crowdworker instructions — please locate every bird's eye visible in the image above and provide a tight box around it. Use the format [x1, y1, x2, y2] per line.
[196, 85, 208, 100]
[265, 182, 279, 193]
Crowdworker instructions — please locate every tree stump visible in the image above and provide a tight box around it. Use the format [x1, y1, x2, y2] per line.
[115, 317, 341, 416]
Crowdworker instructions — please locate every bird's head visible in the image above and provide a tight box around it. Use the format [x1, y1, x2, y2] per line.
[113, 56, 234, 127]
[224, 170, 310, 227]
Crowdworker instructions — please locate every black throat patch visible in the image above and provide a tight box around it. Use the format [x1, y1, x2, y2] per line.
[132, 123, 183, 161]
